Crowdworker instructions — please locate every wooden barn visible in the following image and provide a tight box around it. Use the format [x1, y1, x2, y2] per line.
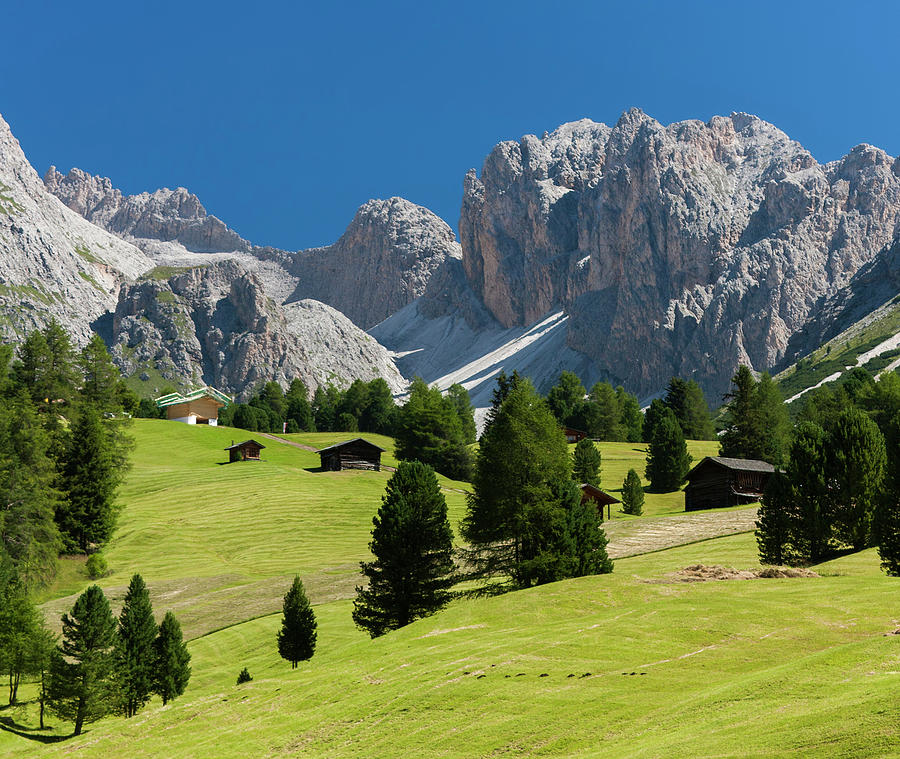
[683, 456, 775, 512]
[317, 438, 385, 472]
[579, 483, 621, 521]
[225, 439, 265, 463]
[156, 387, 232, 426]
[564, 427, 588, 443]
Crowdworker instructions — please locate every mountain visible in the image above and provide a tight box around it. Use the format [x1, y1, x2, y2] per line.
[383, 110, 900, 403]
[111, 260, 405, 398]
[0, 114, 152, 342]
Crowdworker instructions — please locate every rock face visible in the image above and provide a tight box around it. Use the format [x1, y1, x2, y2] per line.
[111, 260, 406, 398]
[0, 113, 151, 343]
[287, 197, 461, 328]
[459, 109, 900, 398]
[44, 167, 250, 254]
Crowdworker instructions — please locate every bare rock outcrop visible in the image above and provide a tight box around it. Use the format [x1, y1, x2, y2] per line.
[0, 113, 151, 343]
[44, 167, 250, 254]
[459, 110, 900, 398]
[287, 197, 461, 328]
[111, 260, 406, 397]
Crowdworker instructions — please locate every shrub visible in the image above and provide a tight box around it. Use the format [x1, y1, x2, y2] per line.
[236, 667, 252, 685]
[86, 553, 108, 579]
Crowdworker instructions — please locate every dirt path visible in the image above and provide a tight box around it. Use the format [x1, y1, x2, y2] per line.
[604, 508, 758, 559]
[256, 431, 318, 452]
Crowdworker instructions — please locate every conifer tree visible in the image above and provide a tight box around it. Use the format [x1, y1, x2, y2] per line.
[572, 438, 601, 487]
[0, 563, 40, 705]
[644, 408, 692, 492]
[115, 574, 158, 717]
[285, 379, 315, 432]
[755, 470, 796, 565]
[560, 478, 613, 578]
[153, 612, 191, 705]
[353, 461, 455, 637]
[616, 387, 644, 443]
[482, 371, 522, 433]
[445, 383, 477, 444]
[876, 496, 900, 576]
[788, 422, 831, 562]
[361, 378, 397, 435]
[753, 373, 790, 464]
[664, 377, 715, 440]
[641, 398, 669, 443]
[78, 335, 122, 414]
[719, 365, 759, 459]
[58, 404, 126, 552]
[47, 585, 118, 736]
[546, 371, 587, 428]
[277, 576, 317, 668]
[621, 469, 644, 516]
[584, 382, 623, 440]
[827, 407, 886, 550]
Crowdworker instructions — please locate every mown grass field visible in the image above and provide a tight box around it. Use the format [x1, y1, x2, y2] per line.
[2, 421, 895, 757]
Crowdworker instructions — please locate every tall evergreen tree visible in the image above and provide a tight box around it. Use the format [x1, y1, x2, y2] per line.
[47, 585, 118, 736]
[641, 398, 669, 444]
[115, 574, 158, 717]
[827, 407, 886, 550]
[755, 470, 795, 565]
[0, 562, 40, 705]
[58, 404, 126, 552]
[445, 383, 477, 444]
[546, 371, 587, 428]
[276, 576, 317, 668]
[482, 371, 522, 433]
[0, 394, 63, 587]
[395, 378, 471, 480]
[616, 387, 644, 443]
[360, 378, 397, 435]
[572, 438, 601, 487]
[645, 408, 692, 493]
[78, 335, 122, 414]
[719, 365, 759, 459]
[153, 612, 190, 706]
[560, 478, 613, 578]
[285, 379, 315, 432]
[876, 495, 900, 576]
[353, 461, 455, 637]
[621, 469, 644, 516]
[753, 373, 790, 464]
[584, 382, 623, 440]
[788, 422, 831, 562]
[12, 321, 79, 412]
[665, 377, 715, 440]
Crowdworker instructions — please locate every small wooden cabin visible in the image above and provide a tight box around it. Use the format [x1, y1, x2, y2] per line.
[156, 387, 232, 426]
[683, 456, 775, 512]
[579, 483, 621, 521]
[317, 438, 384, 472]
[564, 427, 588, 444]
[225, 439, 265, 463]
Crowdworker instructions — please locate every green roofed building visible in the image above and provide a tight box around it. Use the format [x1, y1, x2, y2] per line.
[155, 387, 232, 426]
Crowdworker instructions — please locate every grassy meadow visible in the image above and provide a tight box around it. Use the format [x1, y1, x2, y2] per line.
[1, 421, 896, 757]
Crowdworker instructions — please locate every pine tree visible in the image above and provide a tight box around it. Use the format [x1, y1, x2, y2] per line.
[621, 469, 644, 516]
[115, 574, 158, 717]
[445, 384, 477, 444]
[285, 379, 315, 432]
[665, 377, 715, 440]
[641, 398, 669, 444]
[78, 335, 122, 414]
[31, 622, 56, 729]
[360, 378, 397, 435]
[584, 382, 623, 440]
[0, 393, 63, 588]
[616, 387, 644, 443]
[755, 470, 796, 565]
[546, 371, 587, 427]
[827, 407, 886, 550]
[482, 371, 522, 434]
[0, 563, 40, 705]
[753, 373, 790, 464]
[788, 422, 831, 562]
[153, 612, 191, 705]
[876, 496, 900, 576]
[719, 365, 759, 459]
[644, 408, 692, 492]
[58, 404, 126, 552]
[560, 478, 613, 577]
[353, 461, 455, 637]
[46, 585, 118, 735]
[277, 576, 317, 668]
[572, 438, 601, 487]
[12, 321, 79, 412]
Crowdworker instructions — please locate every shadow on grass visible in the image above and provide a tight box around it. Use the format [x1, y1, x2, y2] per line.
[304, 466, 324, 473]
[0, 715, 70, 744]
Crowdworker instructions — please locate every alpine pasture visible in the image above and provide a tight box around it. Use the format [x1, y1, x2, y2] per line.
[1, 421, 896, 757]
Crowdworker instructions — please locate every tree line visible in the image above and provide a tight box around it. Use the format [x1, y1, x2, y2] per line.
[0, 321, 133, 591]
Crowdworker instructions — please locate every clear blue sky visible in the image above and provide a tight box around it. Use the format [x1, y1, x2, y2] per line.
[2, 1, 897, 250]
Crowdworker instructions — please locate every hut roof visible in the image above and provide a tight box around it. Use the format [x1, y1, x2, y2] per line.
[579, 483, 621, 505]
[687, 456, 775, 479]
[224, 439, 266, 451]
[156, 386, 232, 409]
[316, 438, 386, 454]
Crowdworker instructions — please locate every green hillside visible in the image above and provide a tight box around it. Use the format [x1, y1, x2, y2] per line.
[2, 421, 895, 757]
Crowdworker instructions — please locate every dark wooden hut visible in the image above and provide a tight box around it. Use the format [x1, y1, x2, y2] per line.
[683, 456, 775, 511]
[579, 483, 621, 521]
[317, 438, 384, 472]
[225, 439, 265, 463]
[564, 427, 588, 444]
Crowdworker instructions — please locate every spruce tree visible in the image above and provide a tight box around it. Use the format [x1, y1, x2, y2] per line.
[560, 478, 613, 578]
[616, 387, 644, 443]
[361, 378, 397, 435]
[445, 383, 477, 444]
[753, 373, 790, 464]
[644, 409, 692, 492]
[47, 585, 118, 735]
[58, 404, 125, 552]
[78, 335, 122, 414]
[285, 379, 315, 432]
[277, 576, 317, 668]
[584, 382, 623, 440]
[621, 469, 644, 516]
[353, 461, 455, 637]
[546, 371, 587, 427]
[665, 377, 715, 440]
[755, 470, 795, 565]
[0, 563, 40, 705]
[153, 612, 191, 705]
[876, 496, 900, 576]
[572, 438, 601, 487]
[115, 574, 158, 717]
[641, 398, 669, 444]
[719, 365, 759, 459]
[827, 407, 886, 550]
[788, 422, 831, 562]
